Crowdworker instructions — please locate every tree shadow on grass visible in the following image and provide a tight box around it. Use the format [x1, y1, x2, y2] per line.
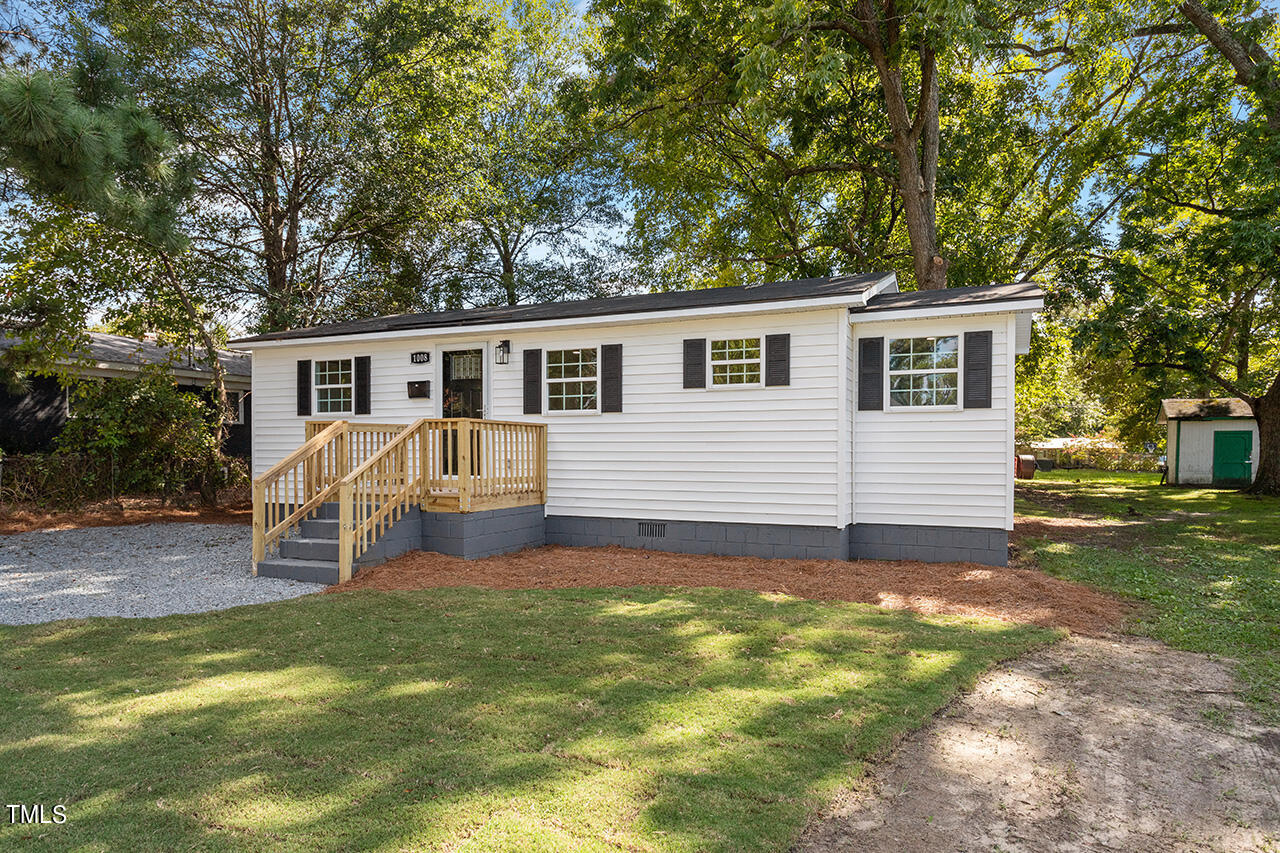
[0, 588, 1052, 852]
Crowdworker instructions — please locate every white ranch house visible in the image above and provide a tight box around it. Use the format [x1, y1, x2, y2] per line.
[232, 275, 1043, 584]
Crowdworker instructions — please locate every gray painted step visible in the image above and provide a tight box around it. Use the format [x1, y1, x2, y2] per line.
[280, 537, 341, 561]
[301, 518, 340, 539]
[257, 557, 340, 586]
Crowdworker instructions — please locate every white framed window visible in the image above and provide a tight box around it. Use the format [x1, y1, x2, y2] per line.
[710, 337, 762, 386]
[315, 359, 354, 414]
[888, 336, 959, 407]
[546, 347, 598, 412]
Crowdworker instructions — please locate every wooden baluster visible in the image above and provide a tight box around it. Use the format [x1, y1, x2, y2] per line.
[339, 477, 352, 582]
[458, 419, 472, 512]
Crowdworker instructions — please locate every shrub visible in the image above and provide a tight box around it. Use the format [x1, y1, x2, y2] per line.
[0, 366, 241, 509]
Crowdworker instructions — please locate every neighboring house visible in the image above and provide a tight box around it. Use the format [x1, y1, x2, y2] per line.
[0, 332, 253, 459]
[233, 275, 1042, 581]
[1159, 398, 1259, 487]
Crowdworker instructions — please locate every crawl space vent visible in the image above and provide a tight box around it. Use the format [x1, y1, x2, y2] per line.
[638, 522, 667, 538]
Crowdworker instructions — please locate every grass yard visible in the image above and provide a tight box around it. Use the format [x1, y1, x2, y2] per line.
[0, 587, 1052, 852]
[1017, 469, 1280, 722]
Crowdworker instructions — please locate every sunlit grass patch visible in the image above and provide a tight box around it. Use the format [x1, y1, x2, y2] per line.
[1018, 471, 1280, 721]
[0, 588, 1052, 852]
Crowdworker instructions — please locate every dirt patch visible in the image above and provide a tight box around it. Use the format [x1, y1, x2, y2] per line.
[0, 498, 251, 535]
[797, 634, 1280, 853]
[331, 544, 1128, 635]
[1012, 514, 1145, 548]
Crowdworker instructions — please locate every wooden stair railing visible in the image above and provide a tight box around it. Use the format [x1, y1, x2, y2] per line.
[252, 420, 349, 567]
[334, 418, 548, 582]
[338, 417, 430, 582]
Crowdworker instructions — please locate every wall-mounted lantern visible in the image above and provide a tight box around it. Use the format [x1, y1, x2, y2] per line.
[495, 340, 511, 365]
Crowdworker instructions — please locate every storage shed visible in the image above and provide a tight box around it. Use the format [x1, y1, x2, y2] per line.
[1159, 398, 1259, 486]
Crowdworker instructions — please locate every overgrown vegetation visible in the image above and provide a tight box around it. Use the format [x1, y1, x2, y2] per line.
[0, 367, 242, 508]
[1017, 470, 1280, 722]
[0, 588, 1052, 851]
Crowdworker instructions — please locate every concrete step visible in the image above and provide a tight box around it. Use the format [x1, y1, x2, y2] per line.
[257, 557, 340, 586]
[280, 537, 341, 561]
[300, 518, 340, 540]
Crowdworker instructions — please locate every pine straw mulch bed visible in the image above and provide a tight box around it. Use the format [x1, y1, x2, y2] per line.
[0, 497, 251, 535]
[330, 543, 1128, 635]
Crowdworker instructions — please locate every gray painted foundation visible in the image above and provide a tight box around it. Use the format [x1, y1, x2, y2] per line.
[848, 523, 1008, 567]
[545, 515, 850, 560]
[545, 515, 1008, 566]
[258, 502, 546, 584]
[259, 506, 1008, 585]
[421, 504, 547, 559]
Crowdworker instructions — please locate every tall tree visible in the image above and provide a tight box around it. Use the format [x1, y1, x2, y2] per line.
[351, 0, 625, 313]
[1084, 1, 1280, 493]
[60, 0, 491, 331]
[591, 0, 1199, 291]
[0, 41, 241, 499]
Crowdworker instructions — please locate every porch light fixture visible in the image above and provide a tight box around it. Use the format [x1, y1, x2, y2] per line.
[495, 340, 511, 365]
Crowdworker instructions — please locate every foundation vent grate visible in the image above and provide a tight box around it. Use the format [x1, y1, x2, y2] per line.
[638, 522, 667, 538]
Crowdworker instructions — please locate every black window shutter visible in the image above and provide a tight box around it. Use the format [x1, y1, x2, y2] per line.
[523, 349, 542, 414]
[601, 344, 622, 412]
[296, 360, 312, 416]
[682, 338, 706, 388]
[964, 331, 993, 408]
[857, 337, 884, 411]
[765, 334, 790, 386]
[354, 355, 372, 415]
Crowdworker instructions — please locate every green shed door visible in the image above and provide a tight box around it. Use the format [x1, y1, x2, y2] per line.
[1212, 430, 1253, 486]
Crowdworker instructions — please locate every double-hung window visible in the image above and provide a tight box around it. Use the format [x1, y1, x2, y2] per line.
[546, 348, 598, 412]
[710, 338, 761, 385]
[888, 336, 959, 407]
[314, 359, 354, 414]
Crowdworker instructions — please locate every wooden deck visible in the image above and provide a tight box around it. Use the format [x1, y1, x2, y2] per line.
[253, 418, 547, 582]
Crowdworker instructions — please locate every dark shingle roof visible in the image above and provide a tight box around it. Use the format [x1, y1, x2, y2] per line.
[0, 332, 251, 377]
[851, 282, 1043, 314]
[1159, 398, 1254, 422]
[230, 272, 893, 344]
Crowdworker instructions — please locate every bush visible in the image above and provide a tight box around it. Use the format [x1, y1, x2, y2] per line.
[0, 367, 244, 509]
[0, 452, 113, 509]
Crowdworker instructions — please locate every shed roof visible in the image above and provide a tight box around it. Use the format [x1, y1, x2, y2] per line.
[1, 332, 251, 377]
[1158, 398, 1255, 423]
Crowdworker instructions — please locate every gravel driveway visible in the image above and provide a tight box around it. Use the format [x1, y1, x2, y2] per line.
[0, 523, 321, 625]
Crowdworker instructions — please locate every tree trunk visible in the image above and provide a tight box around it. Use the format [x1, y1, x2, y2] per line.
[864, 37, 947, 289]
[1247, 375, 1280, 495]
[1179, 1, 1280, 132]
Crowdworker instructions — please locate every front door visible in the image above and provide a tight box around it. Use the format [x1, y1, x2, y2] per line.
[1212, 430, 1253, 486]
[441, 348, 484, 476]
[442, 349, 484, 418]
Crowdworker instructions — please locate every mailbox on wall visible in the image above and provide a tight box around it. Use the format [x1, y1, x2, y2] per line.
[407, 380, 430, 399]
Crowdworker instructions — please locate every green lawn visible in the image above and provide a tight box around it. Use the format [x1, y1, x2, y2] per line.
[0, 588, 1052, 852]
[1017, 469, 1280, 721]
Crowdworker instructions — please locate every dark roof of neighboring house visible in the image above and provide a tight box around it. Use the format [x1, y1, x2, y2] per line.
[851, 281, 1043, 313]
[0, 332, 251, 377]
[1158, 398, 1255, 422]
[230, 272, 894, 344]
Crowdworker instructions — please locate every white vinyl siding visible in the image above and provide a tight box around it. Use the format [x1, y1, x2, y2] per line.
[248, 309, 846, 526]
[851, 314, 1014, 531]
